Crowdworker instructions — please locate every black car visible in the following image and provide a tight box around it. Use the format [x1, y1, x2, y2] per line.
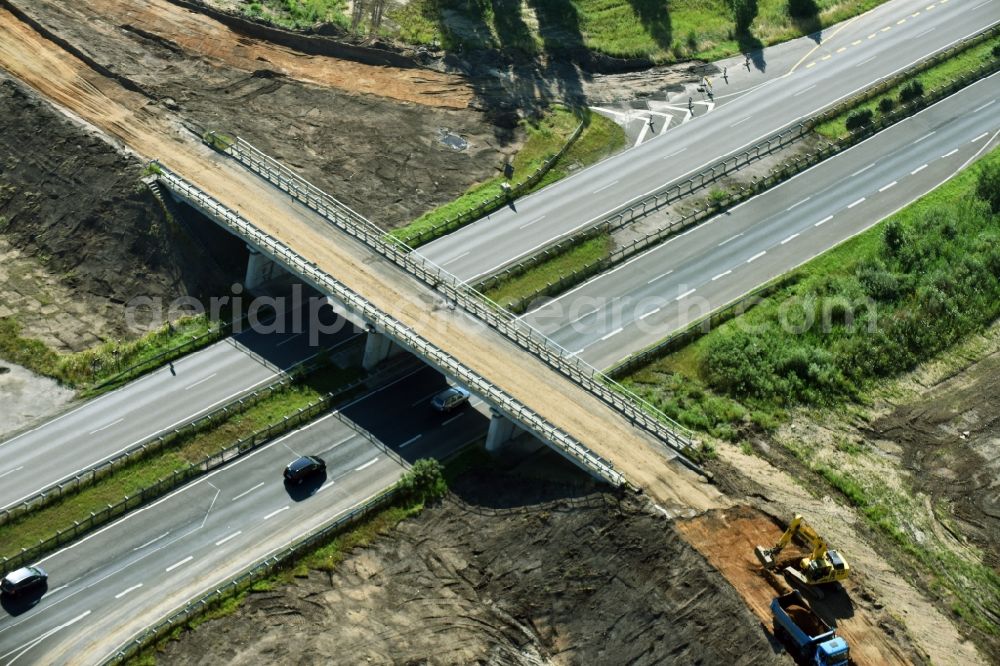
[283, 455, 326, 484]
[1, 566, 47, 596]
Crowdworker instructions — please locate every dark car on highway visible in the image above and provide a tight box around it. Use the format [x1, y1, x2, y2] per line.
[431, 386, 470, 413]
[283, 455, 326, 484]
[1, 566, 47, 596]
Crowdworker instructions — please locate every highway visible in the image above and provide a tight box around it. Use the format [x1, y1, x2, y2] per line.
[0, 301, 358, 512]
[419, 0, 999, 282]
[522, 74, 1000, 369]
[0, 365, 489, 665]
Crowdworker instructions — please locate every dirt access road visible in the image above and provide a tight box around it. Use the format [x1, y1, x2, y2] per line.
[0, 0, 720, 538]
[7, 0, 509, 229]
[158, 464, 785, 666]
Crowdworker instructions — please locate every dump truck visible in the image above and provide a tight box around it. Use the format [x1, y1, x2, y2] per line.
[771, 591, 850, 666]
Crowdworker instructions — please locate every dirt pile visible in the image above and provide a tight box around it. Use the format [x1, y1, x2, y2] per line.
[0, 76, 228, 349]
[9, 0, 512, 230]
[159, 466, 787, 665]
[869, 349, 1000, 569]
[677, 506, 915, 666]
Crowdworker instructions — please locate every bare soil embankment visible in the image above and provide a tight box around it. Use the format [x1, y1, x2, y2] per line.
[0, 76, 229, 350]
[159, 465, 786, 665]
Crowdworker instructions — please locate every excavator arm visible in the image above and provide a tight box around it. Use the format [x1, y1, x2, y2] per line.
[755, 514, 805, 569]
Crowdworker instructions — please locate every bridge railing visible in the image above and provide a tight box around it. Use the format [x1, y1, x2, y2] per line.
[156, 166, 628, 487]
[214, 136, 699, 465]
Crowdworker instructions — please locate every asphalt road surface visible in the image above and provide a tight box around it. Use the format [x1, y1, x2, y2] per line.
[0, 365, 488, 666]
[420, 0, 998, 282]
[523, 74, 1000, 369]
[0, 301, 361, 512]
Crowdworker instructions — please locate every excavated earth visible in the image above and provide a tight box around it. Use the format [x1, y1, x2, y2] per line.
[158, 461, 788, 666]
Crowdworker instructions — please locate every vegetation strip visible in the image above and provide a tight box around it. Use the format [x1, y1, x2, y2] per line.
[622, 145, 1000, 440]
[390, 106, 627, 248]
[0, 314, 224, 395]
[108, 458, 451, 665]
[236, 0, 894, 65]
[817, 36, 1000, 138]
[478, 33, 1000, 311]
[0, 365, 367, 573]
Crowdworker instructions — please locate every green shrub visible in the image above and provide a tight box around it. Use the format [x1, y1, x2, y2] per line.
[976, 158, 1000, 213]
[877, 97, 895, 114]
[844, 108, 873, 131]
[398, 458, 447, 502]
[898, 79, 924, 104]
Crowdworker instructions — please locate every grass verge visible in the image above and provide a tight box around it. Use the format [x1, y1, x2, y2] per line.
[0, 366, 361, 556]
[622, 145, 1000, 436]
[381, 0, 891, 63]
[815, 36, 1000, 139]
[0, 314, 220, 392]
[482, 233, 613, 308]
[390, 107, 624, 246]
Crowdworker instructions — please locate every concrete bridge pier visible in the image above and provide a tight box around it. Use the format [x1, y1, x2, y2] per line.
[486, 407, 520, 454]
[362, 325, 401, 370]
[245, 245, 278, 291]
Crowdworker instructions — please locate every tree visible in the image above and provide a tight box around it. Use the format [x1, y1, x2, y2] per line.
[845, 108, 873, 131]
[728, 0, 758, 33]
[976, 159, 1000, 213]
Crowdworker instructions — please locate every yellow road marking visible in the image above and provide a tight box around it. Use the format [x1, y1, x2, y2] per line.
[786, 13, 863, 75]
[897, 18, 906, 24]
[912, 11, 920, 16]
[868, 33, 877, 39]
[926, 4, 935, 9]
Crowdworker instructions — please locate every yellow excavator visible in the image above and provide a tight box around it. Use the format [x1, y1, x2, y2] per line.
[755, 514, 850, 595]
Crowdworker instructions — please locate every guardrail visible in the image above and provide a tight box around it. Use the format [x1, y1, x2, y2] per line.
[394, 117, 587, 248]
[208, 137, 700, 465]
[156, 166, 632, 486]
[0, 372, 373, 576]
[480, 38, 1000, 312]
[476, 23, 1000, 286]
[0, 328, 360, 525]
[104, 482, 402, 665]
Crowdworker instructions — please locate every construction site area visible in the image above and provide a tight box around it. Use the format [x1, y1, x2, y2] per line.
[0, 0, 996, 664]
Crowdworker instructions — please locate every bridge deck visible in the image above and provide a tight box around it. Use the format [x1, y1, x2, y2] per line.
[0, 5, 723, 512]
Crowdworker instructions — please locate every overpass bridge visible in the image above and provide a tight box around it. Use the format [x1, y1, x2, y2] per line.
[151, 143, 718, 510]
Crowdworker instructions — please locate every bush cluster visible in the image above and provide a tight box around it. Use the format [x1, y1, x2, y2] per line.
[698, 156, 1000, 406]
